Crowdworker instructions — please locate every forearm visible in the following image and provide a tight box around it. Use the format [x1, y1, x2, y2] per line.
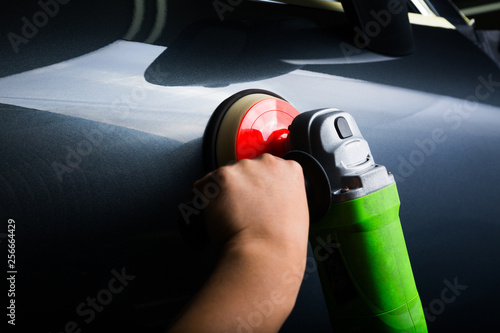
[169, 155, 309, 332]
[168, 241, 306, 333]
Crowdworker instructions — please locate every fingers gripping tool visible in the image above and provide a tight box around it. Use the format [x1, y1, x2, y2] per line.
[178, 89, 427, 332]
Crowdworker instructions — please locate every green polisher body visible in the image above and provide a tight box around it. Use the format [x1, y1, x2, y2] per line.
[195, 90, 427, 332]
[288, 109, 427, 332]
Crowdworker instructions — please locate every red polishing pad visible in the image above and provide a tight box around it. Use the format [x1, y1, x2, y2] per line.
[235, 98, 300, 160]
[204, 89, 300, 169]
[213, 92, 300, 167]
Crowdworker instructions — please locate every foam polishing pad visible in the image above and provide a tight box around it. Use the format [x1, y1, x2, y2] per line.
[203, 89, 300, 170]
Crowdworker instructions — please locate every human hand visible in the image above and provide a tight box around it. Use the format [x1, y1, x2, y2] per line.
[193, 153, 309, 257]
[169, 154, 309, 333]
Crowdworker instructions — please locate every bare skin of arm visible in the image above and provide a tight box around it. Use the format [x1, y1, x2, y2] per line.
[168, 153, 309, 333]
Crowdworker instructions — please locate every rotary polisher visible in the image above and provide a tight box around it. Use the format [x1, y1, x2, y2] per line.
[179, 89, 427, 332]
